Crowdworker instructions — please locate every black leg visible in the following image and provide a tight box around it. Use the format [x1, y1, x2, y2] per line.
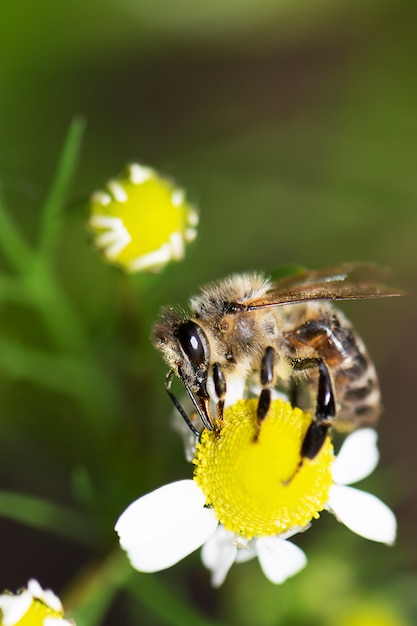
[289, 380, 299, 410]
[316, 360, 336, 420]
[291, 358, 336, 460]
[256, 346, 275, 422]
[177, 366, 216, 432]
[301, 422, 329, 459]
[257, 389, 272, 422]
[213, 362, 226, 421]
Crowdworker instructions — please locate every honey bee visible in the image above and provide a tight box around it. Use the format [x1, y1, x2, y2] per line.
[152, 263, 402, 460]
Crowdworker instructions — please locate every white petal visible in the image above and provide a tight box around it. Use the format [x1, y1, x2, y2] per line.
[328, 484, 397, 544]
[332, 429, 379, 485]
[256, 537, 307, 584]
[27, 579, 44, 598]
[115, 480, 218, 572]
[127, 246, 171, 272]
[27, 580, 62, 612]
[201, 526, 238, 587]
[280, 526, 308, 540]
[0, 591, 32, 626]
[235, 542, 257, 563]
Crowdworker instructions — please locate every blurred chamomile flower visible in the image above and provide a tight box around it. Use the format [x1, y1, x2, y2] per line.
[88, 164, 198, 272]
[115, 399, 396, 586]
[0, 579, 74, 626]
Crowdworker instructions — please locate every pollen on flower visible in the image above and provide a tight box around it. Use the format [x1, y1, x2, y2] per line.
[193, 399, 334, 540]
[88, 163, 198, 273]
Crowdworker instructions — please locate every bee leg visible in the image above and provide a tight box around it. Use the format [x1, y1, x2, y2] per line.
[256, 346, 275, 422]
[213, 362, 226, 421]
[301, 360, 336, 460]
[289, 380, 300, 410]
[165, 370, 200, 436]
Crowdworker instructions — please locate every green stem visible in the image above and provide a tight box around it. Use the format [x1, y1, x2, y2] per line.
[22, 260, 118, 423]
[0, 490, 97, 546]
[24, 260, 89, 354]
[37, 117, 86, 257]
[0, 273, 30, 303]
[0, 188, 32, 272]
[65, 551, 131, 626]
[127, 572, 226, 626]
[67, 554, 227, 626]
[0, 120, 118, 422]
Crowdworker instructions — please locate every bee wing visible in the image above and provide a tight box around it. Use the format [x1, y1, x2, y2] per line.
[243, 263, 404, 310]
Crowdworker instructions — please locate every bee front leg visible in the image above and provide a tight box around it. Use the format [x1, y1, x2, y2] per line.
[292, 358, 336, 459]
[256, 346, 275, 422]
[213, 362, 226, 422]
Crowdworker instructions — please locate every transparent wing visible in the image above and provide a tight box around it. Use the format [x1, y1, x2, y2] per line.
[241, 263, 404, 310]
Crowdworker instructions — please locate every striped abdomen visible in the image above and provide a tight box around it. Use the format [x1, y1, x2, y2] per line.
[287, 309, 382, 431]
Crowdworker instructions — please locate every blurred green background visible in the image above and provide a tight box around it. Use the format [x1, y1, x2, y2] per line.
[0, 1, 416, 624]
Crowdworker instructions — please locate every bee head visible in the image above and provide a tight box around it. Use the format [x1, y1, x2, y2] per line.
[152, 311, 211, 391]
[153, 311, 213, 429]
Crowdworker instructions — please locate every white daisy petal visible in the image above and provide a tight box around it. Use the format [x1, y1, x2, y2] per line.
[328, 484, 397, 545]
[0, 591, 32, 626]
[332, 429, 379, 485]
[201, 526, 238, 587]
[235, 542, 257, 563]
[27, 579, 44, 599]
[256, 537, 307, 584]
[27, 579, 62, 613]
[115, 480, 218, 572]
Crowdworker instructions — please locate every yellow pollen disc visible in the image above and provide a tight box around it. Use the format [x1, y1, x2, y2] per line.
[15, 599, 63, 626]
[193, 398, 334, 540]
[89, 164, 197, 271]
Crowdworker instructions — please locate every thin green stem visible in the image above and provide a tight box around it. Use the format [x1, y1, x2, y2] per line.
[0, 269, 118, 423]
[0, 121, 90, 354]
[0, 187, 32, 272]
[127, 572, 226, 626]
[0, 121, 117, 421]
[65, 552, 131, 626]
[24, 260, 90, 354]
[21, 257, 118, 423]
[0, 273, 30, 303]
[37, 117, 86, 257]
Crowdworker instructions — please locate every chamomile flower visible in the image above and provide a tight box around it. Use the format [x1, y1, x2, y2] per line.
[115, 399, 396, 586]
[0, 579, 74, 626]
[89, 164, 198, 273]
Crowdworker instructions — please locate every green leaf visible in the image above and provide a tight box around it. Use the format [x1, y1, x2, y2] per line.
[127, 572, 226, 626]
[0, 338, 115, 423]
[0, 187, 32, 272]
[0, 490, 96, 546]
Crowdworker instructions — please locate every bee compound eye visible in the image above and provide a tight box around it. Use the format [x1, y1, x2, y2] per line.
[176, 321, 207, 369]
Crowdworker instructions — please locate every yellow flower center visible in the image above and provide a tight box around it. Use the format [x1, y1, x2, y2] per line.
[193, 398, 334, 540]
[14, 599, 63, 626]
[89, 164, 198, 272]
